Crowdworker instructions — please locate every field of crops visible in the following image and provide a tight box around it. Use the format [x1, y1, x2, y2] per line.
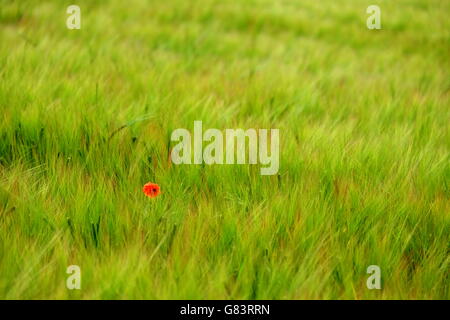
[0, 0, 448, 299]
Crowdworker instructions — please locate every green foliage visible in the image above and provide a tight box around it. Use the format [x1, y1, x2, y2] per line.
[0, 0, 448, 299]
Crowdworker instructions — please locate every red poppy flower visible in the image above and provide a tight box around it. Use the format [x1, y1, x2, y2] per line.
[142, 182, 161, 198]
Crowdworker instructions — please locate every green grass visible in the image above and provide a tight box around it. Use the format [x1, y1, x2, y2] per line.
[0, 0, 449, 299]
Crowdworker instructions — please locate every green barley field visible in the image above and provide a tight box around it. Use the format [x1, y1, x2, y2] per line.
[0, 0, 449, 299]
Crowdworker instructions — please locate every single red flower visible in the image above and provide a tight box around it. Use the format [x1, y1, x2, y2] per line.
[142, 182, 161, 198]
